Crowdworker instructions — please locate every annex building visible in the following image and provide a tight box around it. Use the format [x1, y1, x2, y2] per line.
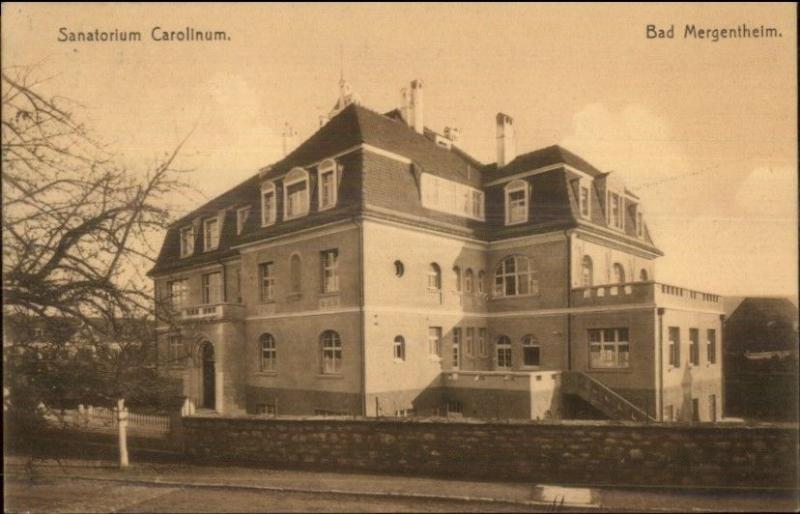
[149, 79, 724, 422]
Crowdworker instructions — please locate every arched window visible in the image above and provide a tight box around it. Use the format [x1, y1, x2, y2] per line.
[393, 335, 405, 361]
[496, 336, 512, 369]
[290, 254, 302, 294]
[612, 263, 626, 284]
[581, 256, 594, 287]
[505, 180, 529, 225]
[522, 335, 540, 367]
[284, 167, 310, 220]
[464, 269, 474, 294]
[428, 263, 441, 290]
[639, 269, 649, 282]
[317, 159, 338, 211]
[394, 260, 405, 277]
[477, 271, 485, 294]
[494, 255, 539, 297]
[259, 333, 276, 372]
[320, 330, 342, 374]
[453, 266, 462, 292]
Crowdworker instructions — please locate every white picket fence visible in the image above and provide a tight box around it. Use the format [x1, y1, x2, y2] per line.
[42, 404, 171, 438]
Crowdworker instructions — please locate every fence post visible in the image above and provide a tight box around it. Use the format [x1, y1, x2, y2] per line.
[117, 398, 129, 468]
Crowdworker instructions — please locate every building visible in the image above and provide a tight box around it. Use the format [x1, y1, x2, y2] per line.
[148, 79, 724, 422]
[723, 297, 799, 421]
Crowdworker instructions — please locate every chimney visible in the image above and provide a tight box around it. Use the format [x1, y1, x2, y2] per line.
[408, 79, 424, 134]
[282, 122, 297, 157]
[496, 112, 515, 167]
[400, 87, 410, 124]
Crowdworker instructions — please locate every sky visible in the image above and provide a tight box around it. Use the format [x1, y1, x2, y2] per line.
[2, 3, 797, 297]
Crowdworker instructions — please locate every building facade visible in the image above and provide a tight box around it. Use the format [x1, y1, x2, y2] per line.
[148, 80, 724, 422]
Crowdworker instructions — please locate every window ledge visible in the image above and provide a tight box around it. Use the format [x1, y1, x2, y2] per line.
[587, 368, 632, 373]
[255, 371, 278, 376]
[393, 358, 406, 364]
[259, 299, 276, 305]
[319, 291, 340, 298]
[284, 211, 310, 221]
[317, 373, 343, 379]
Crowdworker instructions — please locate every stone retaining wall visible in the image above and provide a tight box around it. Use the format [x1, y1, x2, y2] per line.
[182, 416, 799, 489]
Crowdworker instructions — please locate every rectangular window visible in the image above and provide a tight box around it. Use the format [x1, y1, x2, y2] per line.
[202, 272, 222, 305]
[257, 403, 277, 416]
[452, 328, 461, 369]
[478, 328, 487, 357]
[286, 181, 308, 218]
[636, 212, 644, 238]
[259, 262, 274, 302]
[420, 174, 485, 221]
[321, 249, 339, 293]
[607, 191, 623, 230]
[261, 188, 276, 226]
[320, 168, 336, 209]
[579, 185, 590, 218]
[709, 394, 717, 422]
[668, 327, 681, 367]
[260, 337, 276, 372]
[203, 218, 219, 251]
[393, 337, 405, 361]
[523, 345, 540, 367]
[465, 327, 475, 357]
[167, 334, 184, 364]
[236, 206, 251, 235]
[707, 329, 717, 364]
[664, 404, 674, 422]
[689, 328, 700, 366]
[692, 398, 700, 422]
[428, 327, 442, 358]
[588, 328, 630, 369]
[179, 226, 194, 257]
[167, 279, 187, 310]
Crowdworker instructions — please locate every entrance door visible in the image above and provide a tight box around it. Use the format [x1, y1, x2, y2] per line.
[201, 342, 215, 409]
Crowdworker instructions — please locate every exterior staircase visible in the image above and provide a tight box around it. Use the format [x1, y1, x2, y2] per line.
[561, 371, 656, 423]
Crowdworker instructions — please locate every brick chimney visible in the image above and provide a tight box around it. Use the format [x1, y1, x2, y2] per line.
[408, 80, 424, 134]
[496, 113, 515, 167]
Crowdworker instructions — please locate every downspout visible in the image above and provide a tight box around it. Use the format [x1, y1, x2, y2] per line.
[356, 215, 367, 417]
[657, 307, 665, 421]
[719, 314, 725, 418]
[565, 229, 573, 371]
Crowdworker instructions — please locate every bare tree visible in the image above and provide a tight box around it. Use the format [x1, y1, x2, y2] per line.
[2, 65, 189, 328]
[2, 65, 192, 453]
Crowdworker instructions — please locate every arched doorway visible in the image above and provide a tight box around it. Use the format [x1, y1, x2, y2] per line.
[200, 342, 215, 410]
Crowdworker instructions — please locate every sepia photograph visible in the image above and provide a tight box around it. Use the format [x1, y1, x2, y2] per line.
[2, 2, 798, 512]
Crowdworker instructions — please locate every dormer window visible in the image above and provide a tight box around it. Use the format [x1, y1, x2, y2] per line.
[179, 226, 194, 258]
[284, 167, 310, 220]
[261, 182, 276, 226]
[236, 206, 251, 235]
[317, 159, 338, 211]
[606, 190, 624, 230]
[578, 178, 592, 219]
[505, 180, 528, 225]
[203, 218, 220, 251]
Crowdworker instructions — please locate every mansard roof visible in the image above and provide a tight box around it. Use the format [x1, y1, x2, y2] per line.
[482, 144, 605, 181]
[149, 102, 661, 277]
